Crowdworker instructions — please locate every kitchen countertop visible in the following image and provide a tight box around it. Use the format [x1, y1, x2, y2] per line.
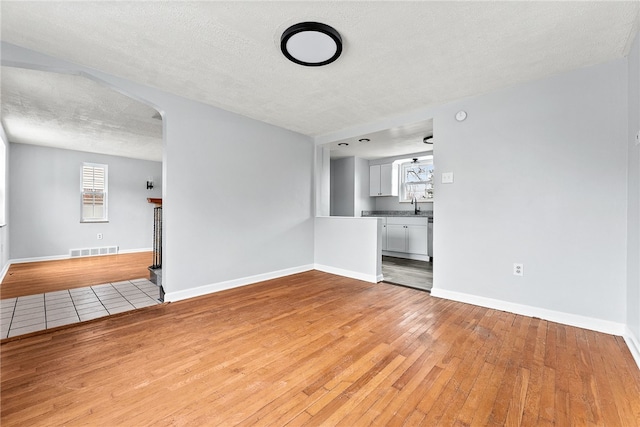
[362, 210, 433, 219]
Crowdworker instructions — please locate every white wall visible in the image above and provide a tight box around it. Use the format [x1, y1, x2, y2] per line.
[2, 43, 315, 301]
[162, 98, 314, 298]
[315, 146, 330, 216]
[315, 216, 382, 282]
[432, 58, 629, 329]
[627, 31, 640, 357]
[317, 57, 633, 336]
[0, 128, 9, 278]
[354, 157, 374, 216]
[330, 157, 355, 216]
[9, 143, 162, 259]
[330, 156, 374, 216]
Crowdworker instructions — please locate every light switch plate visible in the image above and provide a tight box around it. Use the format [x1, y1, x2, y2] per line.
[441, 172, 454, 184]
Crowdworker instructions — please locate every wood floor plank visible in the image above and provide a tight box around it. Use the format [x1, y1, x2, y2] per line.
[1, 252, 153, 299]
[505, 367, 530, 426]
[584, 329, 624, 426]
[519, 318, 547, 426]
[537, 365, 557, 425]
[1, 270, 639, 426]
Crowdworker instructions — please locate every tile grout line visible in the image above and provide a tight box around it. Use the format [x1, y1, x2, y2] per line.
[8, 293, 46, 337]
[43, 293, 47, 329]
[110, 282, 136, 310]
[131, 281, 157, 302]
[6, 299, 17, 339]
[68, 289, 82, 326]
[2, 278, 157, 338]
[44, 289, 73, 329]
[127, 280, 149, 305]
[90, 285, 111, 314]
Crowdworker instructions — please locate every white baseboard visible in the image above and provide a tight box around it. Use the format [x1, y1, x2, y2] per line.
[119, 248, 153, 254]
[382, 251, 430, 262]
[8, 248, 153, 265]
[430, 287, 627, 337]
[0, 262, 10, 284]
[313, 264, 379, 283]
[9, 254, 71, 264]
[377, 274, 384, 282]
[164, 264, 315, 302]
[624, 328, 640, 370]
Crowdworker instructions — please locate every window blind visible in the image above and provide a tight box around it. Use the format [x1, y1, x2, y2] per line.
[81, 163, 108, 222]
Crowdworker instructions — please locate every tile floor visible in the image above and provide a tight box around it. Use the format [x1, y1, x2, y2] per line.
[0, 278, 161, 339]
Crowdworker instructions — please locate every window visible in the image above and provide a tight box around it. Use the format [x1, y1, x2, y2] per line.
[399, 157, 434, 202]
[81, 163, 108, 222]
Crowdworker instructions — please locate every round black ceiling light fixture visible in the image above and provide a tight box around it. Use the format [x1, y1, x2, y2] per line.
[281, 22, 342, 67]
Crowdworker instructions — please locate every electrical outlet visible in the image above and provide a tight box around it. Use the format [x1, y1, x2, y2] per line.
[513, 263, 523, 276]
[97, 233, 103, 240]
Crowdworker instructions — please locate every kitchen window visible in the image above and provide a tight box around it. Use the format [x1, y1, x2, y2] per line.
[399, 158, 434, 203]
[81, 163, 108, 222]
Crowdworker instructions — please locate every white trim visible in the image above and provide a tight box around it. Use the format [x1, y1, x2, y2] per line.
[164, 264, 315, 302]
[377, 274, 384, 282]
[7, 248, 152, 265]
[430, 287, 627, 336]
[9, 254, 70, 264]
[313, 264, 378, 283]
[382, 251, 430, 262]
[0, 262, 10, 284]
[119, 248, 153, 254]
[624, 327, 640, 370]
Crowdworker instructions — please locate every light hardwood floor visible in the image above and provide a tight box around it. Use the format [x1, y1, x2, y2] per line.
[0, 252, 153, 299]
[1, 270, 639, 425]
[382, 256, 433, 291]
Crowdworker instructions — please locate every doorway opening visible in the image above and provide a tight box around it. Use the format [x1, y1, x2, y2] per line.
[382, 256, 432, 291]
[1, 65, 165, 338]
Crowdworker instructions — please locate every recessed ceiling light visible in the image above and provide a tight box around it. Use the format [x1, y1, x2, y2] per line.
[358, 138, 370, 143]
[338, 142, 349, 146]
[281, 22, 342, 67]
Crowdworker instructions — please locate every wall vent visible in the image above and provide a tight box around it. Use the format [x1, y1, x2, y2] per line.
[70, 246, 119, 258]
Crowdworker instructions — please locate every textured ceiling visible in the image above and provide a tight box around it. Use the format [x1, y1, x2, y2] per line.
[1, 67, 163, 161]
[1, 1, 639, 159]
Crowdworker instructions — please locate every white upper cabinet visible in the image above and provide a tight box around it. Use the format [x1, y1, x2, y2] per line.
[369, 164, 398, 196]
[369, 165, 381, 196]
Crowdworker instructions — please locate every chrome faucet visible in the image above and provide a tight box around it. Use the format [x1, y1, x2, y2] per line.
[411, 196, 420, 215]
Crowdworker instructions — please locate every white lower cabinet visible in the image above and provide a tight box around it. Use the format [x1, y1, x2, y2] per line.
[386, 224, 407, 252]
[384, 217, 429, 257]
[407, 225, 428, 254]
